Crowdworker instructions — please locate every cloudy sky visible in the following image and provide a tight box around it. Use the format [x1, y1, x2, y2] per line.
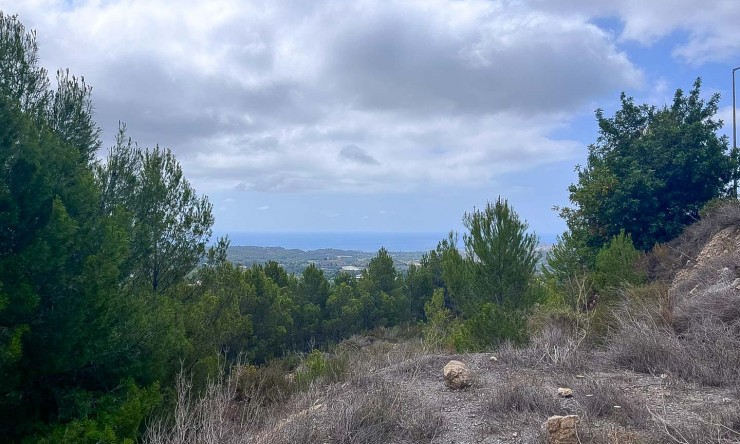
[4, 0, 740, 242]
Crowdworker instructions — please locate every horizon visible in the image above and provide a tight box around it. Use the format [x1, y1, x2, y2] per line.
[218, 231, 559, 253]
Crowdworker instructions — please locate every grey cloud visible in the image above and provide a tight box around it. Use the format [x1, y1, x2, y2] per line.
[321, 4, 641, 115]
[7, 0, 653, 195]
[339, 144, 380, 165]
[235, 172, 320, 193]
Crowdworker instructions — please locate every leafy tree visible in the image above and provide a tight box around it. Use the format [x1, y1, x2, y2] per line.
[0, 13, 50, 115]
[0, 75, 148, 441]
[264, 260, 291, 288]
[430, 198, 540, 350]
[452, 303, 528, 351]
[176, 261, 254, 380]
[436, 232, 471, 316]
[97, 132, 214, 293]
[462, 197, 540, 311]
[241, 265, 294, 362]
[357, 248, 408, 328]
[403, 262, 435, 321]
[298, 263, 330, 308]
[563, 79, 732, 251]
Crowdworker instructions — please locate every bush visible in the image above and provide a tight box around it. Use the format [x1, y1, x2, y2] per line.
[594, 231, 644, 297]
[452, 303, 527, 351]
[294, 349, 348, 387]
[39, 381, 162, 444]
[422, 288, 458, 350]
[235, 360, 296, 406]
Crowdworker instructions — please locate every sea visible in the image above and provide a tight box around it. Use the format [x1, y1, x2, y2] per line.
[219, 232, 449, 252]
[218, 231, 558, 253]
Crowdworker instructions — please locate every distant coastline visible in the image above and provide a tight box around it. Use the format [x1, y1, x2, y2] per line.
[216, 231, 558, 253]
[218, 232, 448, 253]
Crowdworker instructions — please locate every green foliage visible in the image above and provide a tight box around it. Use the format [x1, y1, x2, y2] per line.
[428, 199, 541, 351]
[563, 79, 732, 251]
[542, 230, 594, 311]
[294, 349, 348, 386]
[436, 231, 471, 315]
[357, 248, 408, 328]
[48, 69, 101, 163]
[37, 382, 161, 444]
[452, 303, 528, 351]
[98, 135, 214, 293]
[594, 231, 644, 296]
[458, 197, 540, 314]
[324, 281, 360, 339]
[402, 262, 435, 321]
[422, 289, 457, 349]
[0, 13, 50, 115]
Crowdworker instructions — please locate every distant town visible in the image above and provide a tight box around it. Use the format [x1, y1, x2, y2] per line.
[227, 244, 551, 278]
[227, 245, 426, 277]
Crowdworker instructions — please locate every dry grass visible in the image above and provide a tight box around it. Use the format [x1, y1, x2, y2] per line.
[645, 199, 740, 283]
[486, 376, 563, 421]
[497, 322, 590, 373]
[648, 408, 740, 444]
[578, 380, 650, 429]
[144, 337, 441, 444]
[144, 368, 261, 444]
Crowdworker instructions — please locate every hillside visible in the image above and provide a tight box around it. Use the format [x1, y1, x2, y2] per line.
[145, 202, 740, 443]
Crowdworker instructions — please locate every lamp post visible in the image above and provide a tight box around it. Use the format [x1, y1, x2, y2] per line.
[734, 67, 740, 198]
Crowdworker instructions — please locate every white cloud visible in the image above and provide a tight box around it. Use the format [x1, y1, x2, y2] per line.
[2, 0, 647, 195]
[535, 0, 740, 64]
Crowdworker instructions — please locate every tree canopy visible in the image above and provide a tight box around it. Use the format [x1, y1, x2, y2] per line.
[562, 78, 732, 251]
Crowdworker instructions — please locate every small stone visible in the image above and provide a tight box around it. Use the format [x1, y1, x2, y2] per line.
[512, 431, 519, 437]
[557, 387, 573, 398]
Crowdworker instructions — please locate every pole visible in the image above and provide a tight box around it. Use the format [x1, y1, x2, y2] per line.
[734, 67, 740, 198]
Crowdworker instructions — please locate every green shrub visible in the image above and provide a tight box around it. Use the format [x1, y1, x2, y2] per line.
[422, 288, 458, 350]
[594, 231, 644, 297]
[37, 381, 161, 444]
[235, 360, 295, 406]
[294, 349, 348, 386]
[452, 303, 527, 351]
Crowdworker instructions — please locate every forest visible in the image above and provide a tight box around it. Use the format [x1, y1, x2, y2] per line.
[0, 12, 735, 443]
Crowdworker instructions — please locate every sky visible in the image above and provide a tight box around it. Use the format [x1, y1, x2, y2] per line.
[3, 0, 740, 242]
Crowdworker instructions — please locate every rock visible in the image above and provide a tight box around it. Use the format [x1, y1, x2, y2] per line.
[557, 387, 573, 398]
[543, 415, 580, 444]
[443, 360, 471, 389]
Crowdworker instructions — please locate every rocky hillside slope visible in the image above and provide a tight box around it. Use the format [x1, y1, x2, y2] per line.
[145, 201, 740, 444]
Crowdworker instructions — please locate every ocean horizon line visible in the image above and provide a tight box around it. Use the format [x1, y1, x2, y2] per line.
[216, 231, 557, 253]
